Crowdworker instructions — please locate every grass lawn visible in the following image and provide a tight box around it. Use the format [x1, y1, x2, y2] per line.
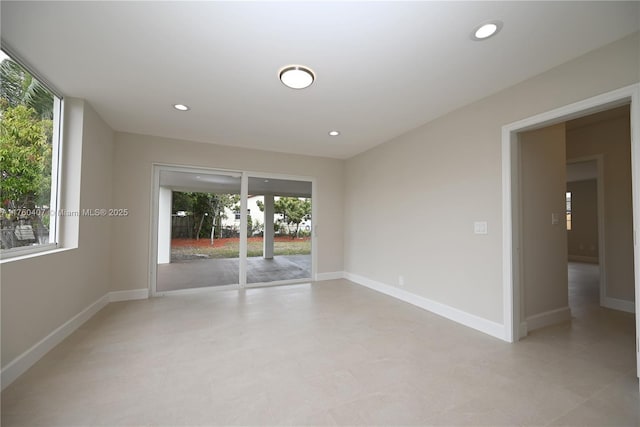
[171, 237, 310, 259]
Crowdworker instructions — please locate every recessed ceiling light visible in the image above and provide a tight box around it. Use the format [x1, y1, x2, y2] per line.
[173, 104, 190, 111]
[328, 130, 340, 136]
[471, 21, 503, 41]
[279, 65, 315, 89]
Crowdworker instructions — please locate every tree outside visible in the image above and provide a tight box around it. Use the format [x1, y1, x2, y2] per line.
[256, 197, 311, 238]
[171, 191, 240, 241]
[0, 53, 56, 250]
[170, 194, 311, 261]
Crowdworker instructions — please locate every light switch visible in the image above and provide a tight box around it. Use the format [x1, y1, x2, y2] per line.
[474, 221, 488, 235]
[551, 213, 560, 225]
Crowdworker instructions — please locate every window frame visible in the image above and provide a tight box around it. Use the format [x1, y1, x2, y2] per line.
[0, 47, 64, 260]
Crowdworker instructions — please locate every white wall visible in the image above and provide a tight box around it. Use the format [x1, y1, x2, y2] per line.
[1, 100, 114, 367]
[344, 32, 640, 324]
[221, 196, 266, 230]
[111, 134, 344, 292]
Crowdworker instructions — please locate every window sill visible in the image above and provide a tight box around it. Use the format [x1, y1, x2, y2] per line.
[0, 245, 75, 264]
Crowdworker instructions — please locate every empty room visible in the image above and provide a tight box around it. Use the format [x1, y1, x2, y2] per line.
[1, 1, 639, 426]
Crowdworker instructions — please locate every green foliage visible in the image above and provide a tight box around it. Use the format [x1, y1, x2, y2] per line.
[0, 103, 53, 208]
[251, 218, 263, 235]
[255, 196, 312, 237]
[1, 58, 54, 119]
[275, 197, 311, 224]
[172, 192, 193, 213]
[171, 191, 240, 239]
[0, 56, 55, 249]
[274, 197, 311, 238]
[1, 57, 55, 209]
[0, 56, 55, 209]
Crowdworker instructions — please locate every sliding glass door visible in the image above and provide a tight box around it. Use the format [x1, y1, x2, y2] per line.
[246, 177, 313, 285]
[153, 166, 314, 294]
[156, 169, 241, 291]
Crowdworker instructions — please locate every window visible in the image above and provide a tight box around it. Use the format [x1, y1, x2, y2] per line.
[0, 49, 62, 257]
[566, 191, 572, 231]
[234, 209, 250, 221]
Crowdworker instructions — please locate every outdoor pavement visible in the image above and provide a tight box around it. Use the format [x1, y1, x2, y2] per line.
[156, 254, 311, 291]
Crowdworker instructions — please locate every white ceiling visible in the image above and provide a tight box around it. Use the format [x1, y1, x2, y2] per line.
[2, 1, 638, 159]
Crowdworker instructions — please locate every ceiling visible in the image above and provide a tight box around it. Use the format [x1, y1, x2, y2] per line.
[2, 2, 638, 159]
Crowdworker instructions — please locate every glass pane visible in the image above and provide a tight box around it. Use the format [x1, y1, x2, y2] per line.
[156, 171, 241, 291]
[246, 177, 312, 284]
[1, 50, 59, 252]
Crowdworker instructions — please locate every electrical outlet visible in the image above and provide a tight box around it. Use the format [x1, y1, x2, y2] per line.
[398, 275, 405, 287]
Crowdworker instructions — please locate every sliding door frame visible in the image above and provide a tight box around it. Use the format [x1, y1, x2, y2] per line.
[149, 163, 316, 296]
[244, 170, 317, 289]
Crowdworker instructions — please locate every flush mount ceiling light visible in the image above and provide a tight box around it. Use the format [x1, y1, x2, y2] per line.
[279, 65, 315, 89]
[328, 130, 340, 136]
[471, 21, 503, 41]
[173, 104, 190, 111]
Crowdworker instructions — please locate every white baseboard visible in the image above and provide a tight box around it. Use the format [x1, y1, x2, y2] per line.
[1, 288, 150, 391]
[568, 255, 599, 263]
[343, 272, 507, 341]
[315, 271, 345, 281]
[1, 293, 109, 391]
[602, 297, 635, 313]
[109, 288, 149, 302]
[524, 306, 572, 333]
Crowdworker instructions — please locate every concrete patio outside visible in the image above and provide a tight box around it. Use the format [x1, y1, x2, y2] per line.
[157, 254, 311, 291]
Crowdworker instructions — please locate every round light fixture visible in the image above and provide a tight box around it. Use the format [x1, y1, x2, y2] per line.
[173, 104, 190, 111]
[471, 21, 503, 41]
[328, 130, 340, 136]
[279, 65, 315, 89]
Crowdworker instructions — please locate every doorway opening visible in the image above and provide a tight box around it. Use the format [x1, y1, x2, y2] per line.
[156, 169, 242, 291]
[566, 158, 605, 307]
[502, 83, 639, 386]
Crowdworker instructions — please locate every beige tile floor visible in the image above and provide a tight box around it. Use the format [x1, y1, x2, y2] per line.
[1, 263, 638, 426]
